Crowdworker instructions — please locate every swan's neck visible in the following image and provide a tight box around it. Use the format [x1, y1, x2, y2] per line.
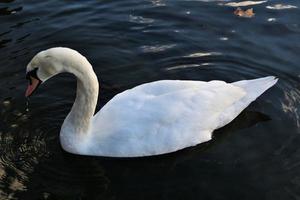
[62, 59, 99, 137]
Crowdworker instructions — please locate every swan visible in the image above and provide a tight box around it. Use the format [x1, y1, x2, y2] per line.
[25, 47, 278, 157]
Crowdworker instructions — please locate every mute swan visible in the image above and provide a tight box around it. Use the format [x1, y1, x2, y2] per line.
[25, 47, 278, 157]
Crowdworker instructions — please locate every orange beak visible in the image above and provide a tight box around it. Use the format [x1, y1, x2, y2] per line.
[25, 77, 41, 97]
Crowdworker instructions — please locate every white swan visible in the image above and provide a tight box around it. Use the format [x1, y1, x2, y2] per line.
[25, 47, 278, 157]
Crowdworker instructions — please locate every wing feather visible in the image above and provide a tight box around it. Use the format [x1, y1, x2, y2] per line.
[91, 80, 246, 156]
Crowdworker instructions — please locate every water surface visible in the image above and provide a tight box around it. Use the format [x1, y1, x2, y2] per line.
[0, 0, 300, 199]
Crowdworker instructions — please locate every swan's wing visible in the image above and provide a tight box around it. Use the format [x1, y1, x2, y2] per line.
[124, 80, 207, 96]
[91, 80, 246, 157]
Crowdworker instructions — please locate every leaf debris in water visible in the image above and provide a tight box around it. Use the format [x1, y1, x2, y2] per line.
[234, 7, 255, 18]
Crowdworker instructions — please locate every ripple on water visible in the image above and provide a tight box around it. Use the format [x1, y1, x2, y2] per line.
[266, 4, 298, 10]
[165, 63, 212, 71]
[0, 6, 22, 15]
[129, 15, 155, 24]
[0, 0, 300, 199]
[184, 52, 222, 58]
[140, 44, 177, 53]
[281, 86, 300, 128]
[0, 128, 49, 199]
[267, 18, 276, 22]
[149, 0, 165, 7]
[2, 98, 11, 107]
[220, 0, 267, 7]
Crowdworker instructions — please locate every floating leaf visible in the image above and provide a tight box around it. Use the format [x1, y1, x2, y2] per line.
[234, 7, 255, 18]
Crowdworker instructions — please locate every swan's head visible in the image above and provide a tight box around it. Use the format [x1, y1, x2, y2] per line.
[25, 47, 88, 97]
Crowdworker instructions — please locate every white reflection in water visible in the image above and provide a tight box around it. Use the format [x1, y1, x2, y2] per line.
[149, 0, 165, 6]
[185, 0, 229, 2]
[2, 100, 10, 107]
[184, 51, 222, 58]
[10, 124, 18, 128]
[266, 4, 297, 10]
[219, 37, 228, 41]
[220, 0, 267, 7]
[166, 63, 212, 71]
[267, 18, 276, 22]
[129, 15, 154, 24]
[141, 44, 176, 53]
[281, 89, 300, 127]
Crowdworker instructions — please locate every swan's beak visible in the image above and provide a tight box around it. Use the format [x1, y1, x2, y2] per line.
[25, 76, 41, 97]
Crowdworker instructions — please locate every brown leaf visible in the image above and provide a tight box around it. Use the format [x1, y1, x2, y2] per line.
[234, 7, 255, 18]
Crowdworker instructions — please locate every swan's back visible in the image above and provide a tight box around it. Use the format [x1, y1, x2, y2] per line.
[83, 77, 277, 157]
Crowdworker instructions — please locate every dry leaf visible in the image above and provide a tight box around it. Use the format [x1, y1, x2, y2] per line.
[234, 7, 255, 18]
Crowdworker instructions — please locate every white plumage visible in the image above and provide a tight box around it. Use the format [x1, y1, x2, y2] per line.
[26, 47, 278, 157]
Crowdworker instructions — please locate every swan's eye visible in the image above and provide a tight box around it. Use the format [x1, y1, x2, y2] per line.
[26, 68, 40, 84]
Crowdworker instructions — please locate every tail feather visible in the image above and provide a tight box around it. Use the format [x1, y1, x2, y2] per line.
[216, 76, 278, 129]
[232, 76, 278, 101]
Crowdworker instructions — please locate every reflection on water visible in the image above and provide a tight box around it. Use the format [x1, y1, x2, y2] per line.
[0, 39, 11, 48]
[129, 15, 154, 24]
[0, 6, 21, 15]
[0, 129, 49, 199]
[184, 52, 222, 58]
[220, 0, 267, 7]
[165, 63, 212, 71]
[0, 0, 300, 199]
[10, 18, 39, 29]
[267, 18, 276, 22]
[266, 4, 298, 10]
[149, 0, 165, 7]
[141, 44, 176, 53]
[281, 88, 300, 127]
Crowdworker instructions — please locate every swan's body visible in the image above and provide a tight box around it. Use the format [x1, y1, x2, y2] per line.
[25, 47, 278, 157]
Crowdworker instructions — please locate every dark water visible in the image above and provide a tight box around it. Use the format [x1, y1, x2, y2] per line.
[1, 0, 300, 199]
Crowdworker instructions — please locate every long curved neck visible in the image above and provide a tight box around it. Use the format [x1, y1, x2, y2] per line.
[62, 57, 99, 136]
